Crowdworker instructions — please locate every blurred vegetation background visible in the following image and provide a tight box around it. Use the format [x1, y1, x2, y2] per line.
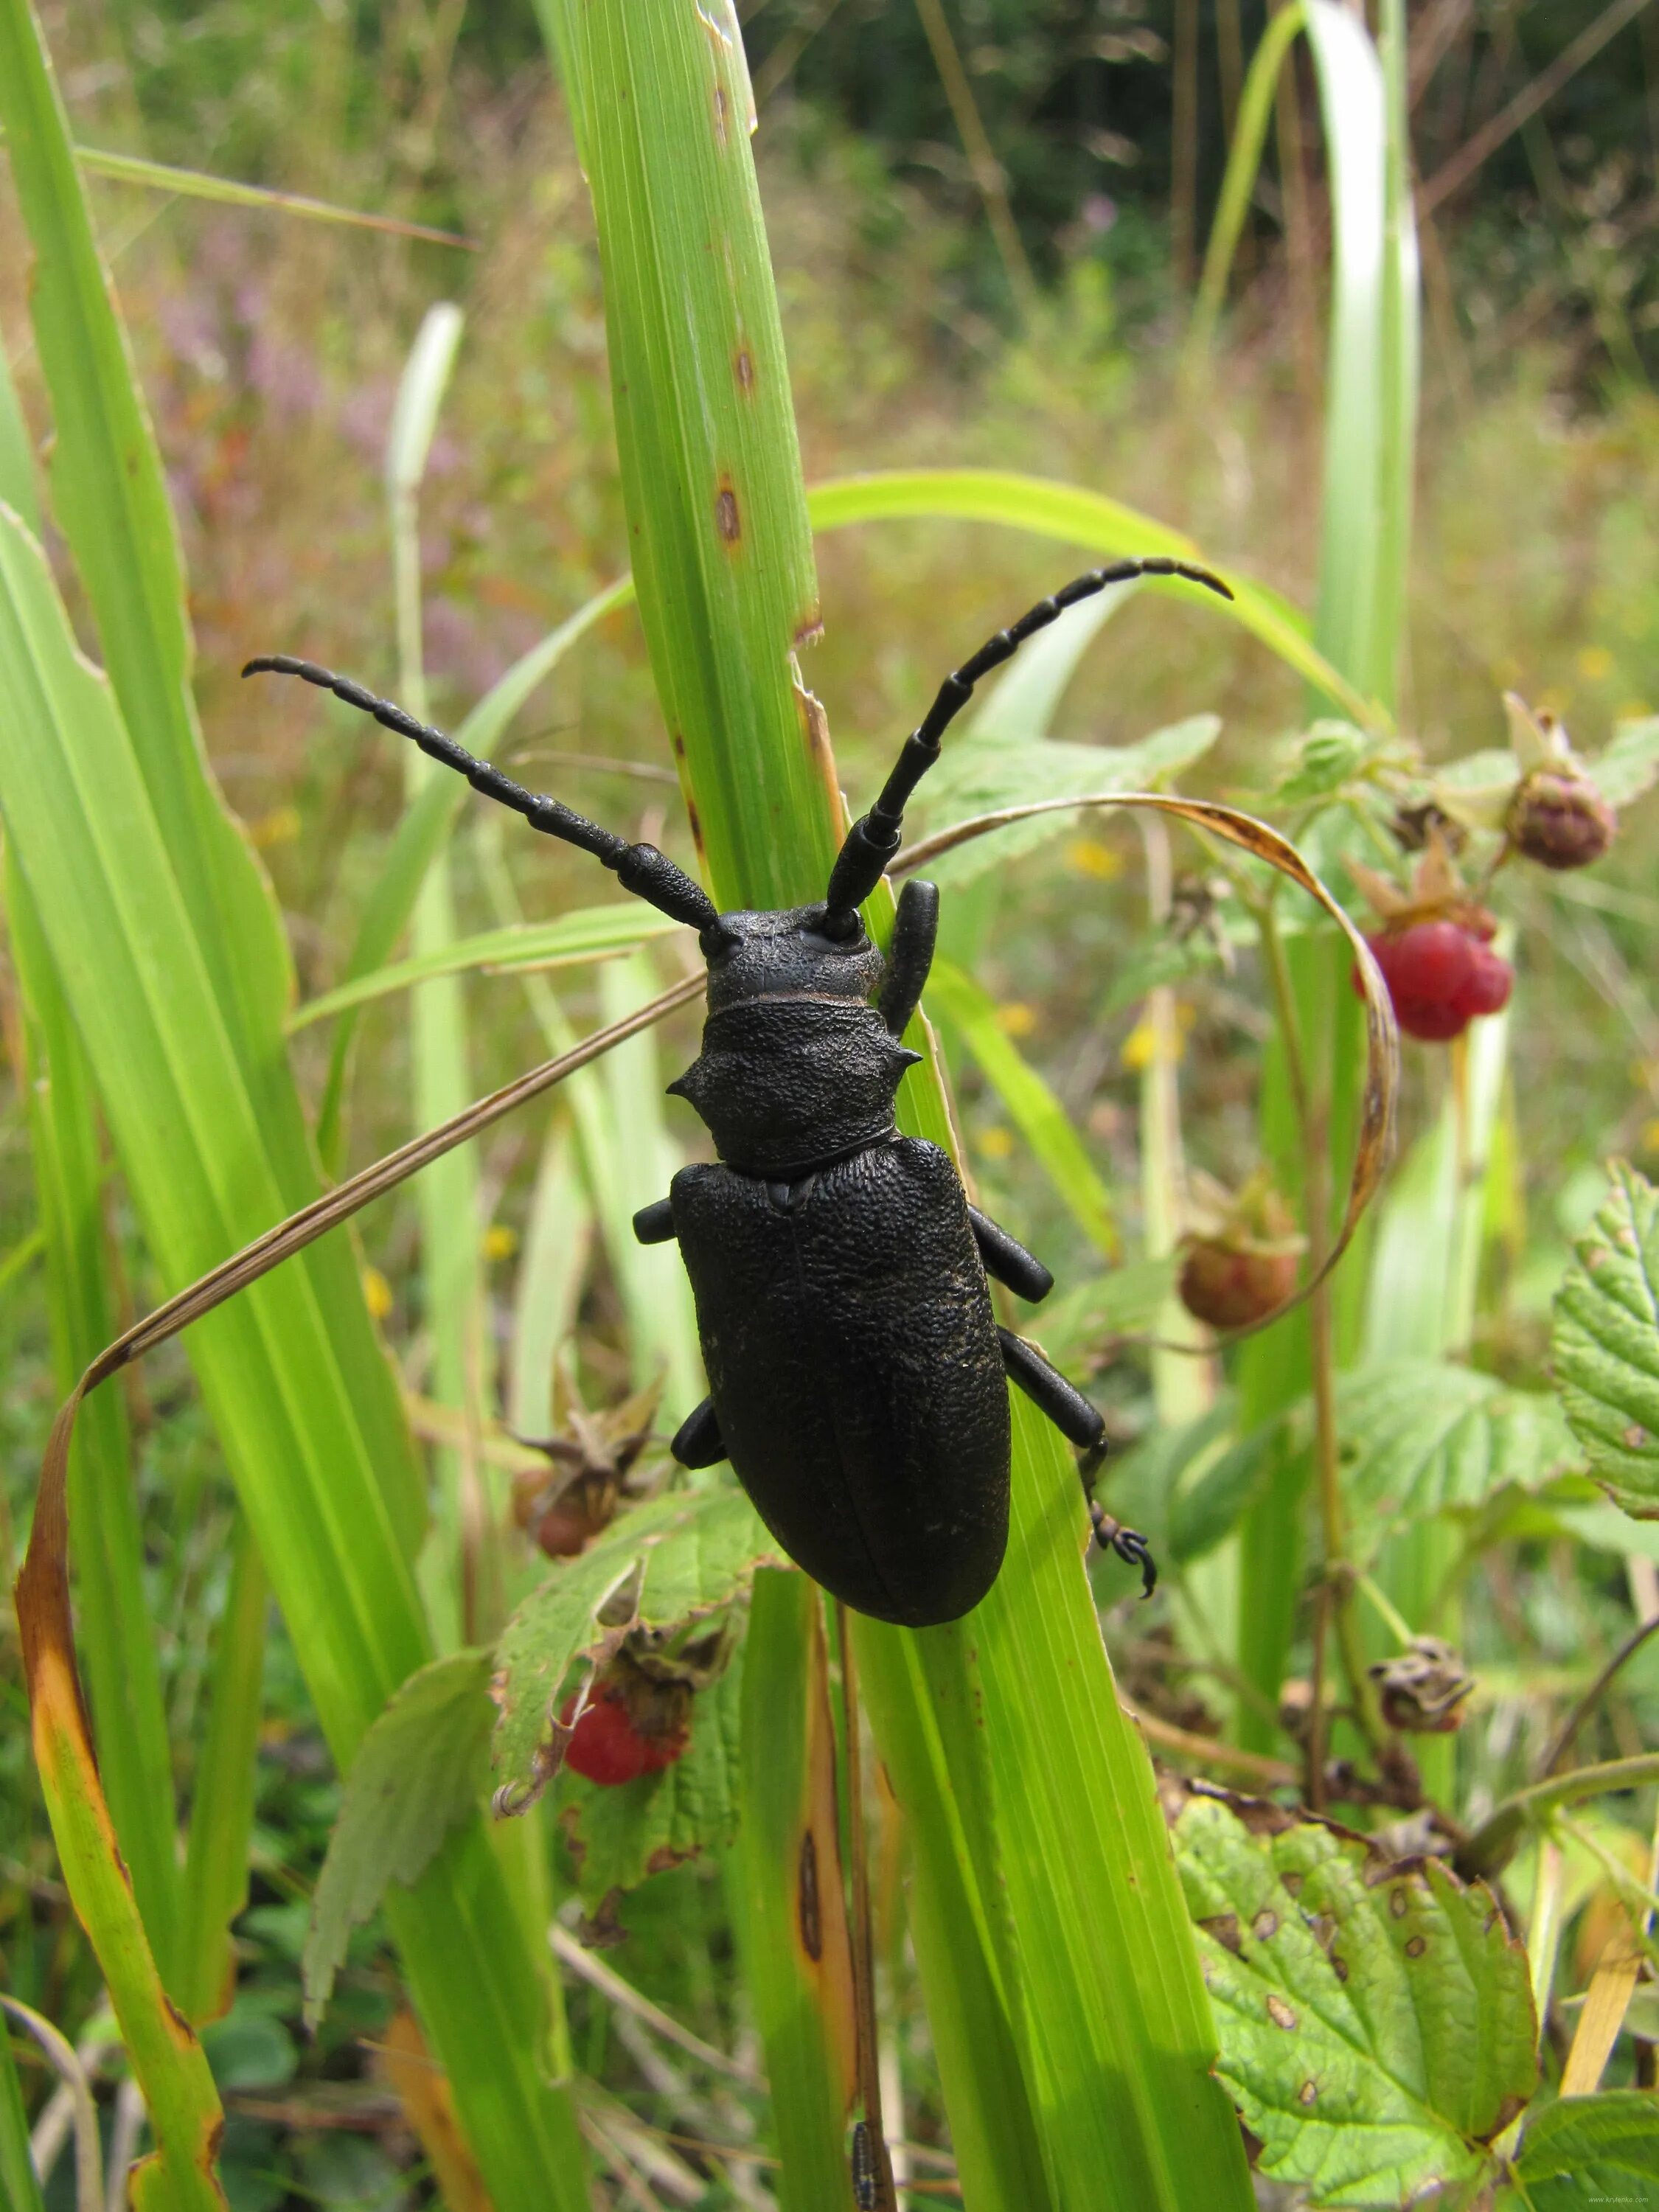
[3, 0, 1658, 2204]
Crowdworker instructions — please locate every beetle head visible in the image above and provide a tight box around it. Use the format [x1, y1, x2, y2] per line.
[699, 905, 883, 1014]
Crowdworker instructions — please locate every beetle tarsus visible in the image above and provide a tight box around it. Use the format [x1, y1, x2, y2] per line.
[670, 1396, 726, 1470]
[1089, 1506, 1158, 1599]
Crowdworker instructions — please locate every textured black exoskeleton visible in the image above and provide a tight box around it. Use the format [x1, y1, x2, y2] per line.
[246, 555, 1231, 1626]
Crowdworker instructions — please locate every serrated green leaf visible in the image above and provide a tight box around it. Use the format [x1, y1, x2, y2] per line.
[302, 1652, 494, 2029]
[493, 1488, 782, 1809]
[918, 714, 1221, 888]
[1175, 1794, 1537, 2208]
[1511, 2090, 1659, 2208]
[1552, 1163, 1659, 1519]
[1587, 717, 1659, 809]
[1338, 1362, 1580, 1545]
[560, 1657, 744, 1910]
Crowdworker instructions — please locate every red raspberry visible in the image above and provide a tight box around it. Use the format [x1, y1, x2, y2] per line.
[1355, 921, 1511, 1043]
[1450, 941, 1513, 1020]
[560, 1680, 690, 1787]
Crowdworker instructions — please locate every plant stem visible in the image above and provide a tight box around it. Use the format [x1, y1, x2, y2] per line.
[1537, 1607, 1659, 1780]
[1455, 1753, 1659, 1882]
[1255, 899, 1385, 1768]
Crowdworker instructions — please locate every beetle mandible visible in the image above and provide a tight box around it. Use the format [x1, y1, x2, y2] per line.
[246, 554, 1232, 1627]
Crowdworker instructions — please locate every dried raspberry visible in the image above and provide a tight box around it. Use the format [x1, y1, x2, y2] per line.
[1507, 768, 1616, 871]
[1178, 1241, 1298, 1330]
[1368, 1637, 1472, 1734]
[560, 1662, 692, 1787]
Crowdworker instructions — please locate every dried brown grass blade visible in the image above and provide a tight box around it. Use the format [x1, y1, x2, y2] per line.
[897, 793, 1399, 1347]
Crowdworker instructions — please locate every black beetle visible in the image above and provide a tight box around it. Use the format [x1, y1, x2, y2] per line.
[246, 554, 1231, 1627]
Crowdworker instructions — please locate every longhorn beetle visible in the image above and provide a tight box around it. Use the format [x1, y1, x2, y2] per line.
[246, 554, 1231, 1628]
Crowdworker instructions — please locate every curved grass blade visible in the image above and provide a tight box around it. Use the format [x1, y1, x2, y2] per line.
[292, 905, 679, 1029]
[900, 790, 1399, 1329]
[1185, 4, 1308, 362]
[806, 469, 1376, 724]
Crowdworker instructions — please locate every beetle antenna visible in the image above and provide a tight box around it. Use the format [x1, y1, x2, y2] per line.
[821, 557, 1234, 931]
[243, 655, 719, 933]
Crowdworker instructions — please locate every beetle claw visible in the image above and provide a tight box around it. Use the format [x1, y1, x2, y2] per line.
[1090, 1506, 1158, 1599]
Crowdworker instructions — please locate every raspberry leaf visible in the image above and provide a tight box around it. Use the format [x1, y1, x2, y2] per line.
[1172, 1792, 1536, 2208]
[302, 1650, 495, 2028]
[1552, 1161, 1659, 1519]
[1336, 1362, 1581, 1555]
[1510, 2092, 1659, 2208]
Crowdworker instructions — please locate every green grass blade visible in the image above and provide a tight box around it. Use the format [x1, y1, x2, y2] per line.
[737, 1574, 858, 2211]
[5, 860, 183, 1989]
[926, 956, 1118, 1255]
[539, 5, 1256, 2202]
[176, 1526, 268, 2023]
[1186, 3, 1307, 362]
[1302, 0, 1388, 703]
[509, 1121, 591, 1435]
[806, 469, 1377, 723]
[292, 905, 678, 1029]
[0, 2016, 44, 2212]
[0, 501, 589, 2208]
[388, 304, 485, 1654]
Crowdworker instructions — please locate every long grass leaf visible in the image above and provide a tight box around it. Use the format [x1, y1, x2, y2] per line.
[0, 496, 586, 2203]
[292, 905, 678, 1029]
[538, 5, 1260, 2202]
[5, 862, 183, 1986]
[1185, 4, 1307, 362]
[175, 1527, 268, 2023]
[0, 2014, 45, 2212]
[807, 469, 1377, 723]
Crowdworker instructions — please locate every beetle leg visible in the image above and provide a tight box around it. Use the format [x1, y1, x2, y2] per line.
[996, 1328, 1157, 1597]
[669, 1396, 727, 1470]
[875, 877, 939, 1037]
[632, 1197, 677, 1245]
[970, 1208, 1054, 1302]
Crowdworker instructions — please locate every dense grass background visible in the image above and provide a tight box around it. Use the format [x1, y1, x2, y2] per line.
[4, 2, 1659, 2205]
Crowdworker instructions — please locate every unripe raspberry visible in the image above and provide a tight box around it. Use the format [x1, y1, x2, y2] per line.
[1178, 1240, 1298, 1329]
[1506, 768, 1616, 870]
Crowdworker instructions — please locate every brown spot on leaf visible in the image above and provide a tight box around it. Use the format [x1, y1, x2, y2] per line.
[1391, 1885, 1409, 1918]
[734, 348, 755, 393]
[798, 1828, 823, 1961]
[793, 607, 825, 650]
[1332, 1952, 1350, 1982]
[647, 1843, 693, 1877]
[1625, 1424, 1649, 1450]
[1252, 1909, 1279, 1941]
[1298, 2079, 1318, 2106]
[685, 795, 706, 862]
[1200, 1913, 1243, 1954]
[671, 731, 686, 760]
[714, 81, 730, 146]
[1280, 1871, 1304, 1896]
[1405, 1934, 1427, 1958]
[1266, 1994, 1298, 2030]
[715, 482, 741, 545]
